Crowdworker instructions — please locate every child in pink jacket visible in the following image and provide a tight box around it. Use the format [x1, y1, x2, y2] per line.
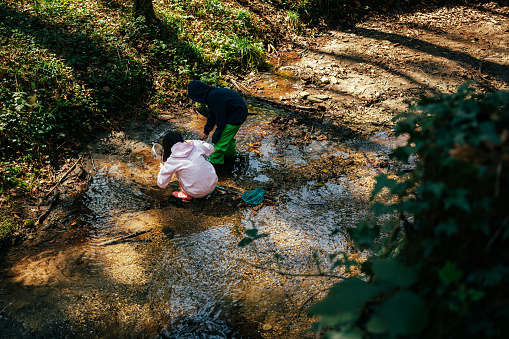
[157, 131, 218, 201]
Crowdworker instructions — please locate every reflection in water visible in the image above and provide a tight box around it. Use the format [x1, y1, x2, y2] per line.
[85, 174, 149, 218]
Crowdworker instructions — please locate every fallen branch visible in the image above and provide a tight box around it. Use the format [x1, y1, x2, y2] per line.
[99, 230, 151, 246]
[35, 192, 60, 226]
[251, 94, 319, 112]
[45, 155, 83, 198]
[226, 255, 346, 279]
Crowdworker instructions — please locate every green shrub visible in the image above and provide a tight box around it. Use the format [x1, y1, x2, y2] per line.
[156, 0, 270, 71]
[309, 84, 509, 338]
[0, 214, 13, 245]
[0, 1, 151, 160]
[1, 0, 272, 163]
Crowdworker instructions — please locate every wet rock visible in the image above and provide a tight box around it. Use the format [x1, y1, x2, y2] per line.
[314, 94, 330, 100]
[307, 95, 324, 103]
[299, 91, 310, 98]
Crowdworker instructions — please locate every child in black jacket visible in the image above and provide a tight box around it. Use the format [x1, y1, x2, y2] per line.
[187, 80, 248, 165]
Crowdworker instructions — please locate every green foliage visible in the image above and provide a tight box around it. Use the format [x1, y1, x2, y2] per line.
[279, 0, 469, 24]
[0, 0, 151, 161]
[0, 0, 271, 163]
[157, 0, 270, 70]
[310, 84, 509, 338]
[286, 10, 302, 32]
[0, 161, 33, 192]
[0, 214, 13, 245]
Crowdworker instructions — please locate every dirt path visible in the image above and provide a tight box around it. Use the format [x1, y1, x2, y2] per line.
[236, 2, 509, 141]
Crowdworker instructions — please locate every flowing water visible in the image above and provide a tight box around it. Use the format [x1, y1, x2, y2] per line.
[0, 100, 407, 338]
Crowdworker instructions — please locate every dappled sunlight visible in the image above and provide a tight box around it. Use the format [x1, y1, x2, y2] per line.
[0, 90, 405, 337]
[243, 182, 370, 270]
[85, 210, 168, 285]
[93, 152, 161, 189]
[9, 249, 86, 287]
[96, 244, 150, 285]
[3, 0, 508, 337]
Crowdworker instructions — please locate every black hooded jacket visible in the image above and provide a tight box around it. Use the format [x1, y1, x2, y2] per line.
[188, 80, 248, 144]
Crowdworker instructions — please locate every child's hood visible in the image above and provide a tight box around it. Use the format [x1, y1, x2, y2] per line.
[170, 142, 194, 158]
[187, 80, 210, 104]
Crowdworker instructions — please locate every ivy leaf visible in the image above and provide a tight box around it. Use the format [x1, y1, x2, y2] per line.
[381, 291, 428, 336]
[390, 145, 415, 162]
[439, 261, 463, 284]
[372, 259, 417, 288]
[444, 189, 470, 212]
[324, 327, 363, 339]
[319, 311, 358, 327]
[477, 121, 501, 145]
[366, 314, 388, 334]
[348, 221, 379, 249]
[435, 218, 459, 236]
[372, 202, 396, 215]
[243, 228, 269, 240]
[244, 228, 259, 238]
[308, 278, 378, 316]
[422, 181, 447, 199]
[371, 174, 398, 199]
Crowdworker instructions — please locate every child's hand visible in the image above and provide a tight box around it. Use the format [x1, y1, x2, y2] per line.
[200, 132, 208, 140]
[159, 163, 163, 170]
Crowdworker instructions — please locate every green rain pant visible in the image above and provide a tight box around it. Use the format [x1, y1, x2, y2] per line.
[209, 124, 241, 165]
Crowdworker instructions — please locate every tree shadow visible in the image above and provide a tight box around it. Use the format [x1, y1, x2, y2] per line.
[348, 26, 509, 85]
[0, 5, 146, 109]
[472, 1, 509, 19]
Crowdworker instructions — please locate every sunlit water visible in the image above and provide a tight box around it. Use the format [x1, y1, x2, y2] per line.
[0, 101, 408, 338]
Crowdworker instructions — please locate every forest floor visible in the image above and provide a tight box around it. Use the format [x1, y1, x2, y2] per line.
[2, 2, 509, 338]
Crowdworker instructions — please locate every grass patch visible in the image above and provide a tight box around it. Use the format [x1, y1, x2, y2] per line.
[0, 0, 276, 245]
[0, 214, 13, 246]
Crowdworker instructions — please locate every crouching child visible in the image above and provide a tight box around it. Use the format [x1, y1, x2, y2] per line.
[157, 131, 218, 201]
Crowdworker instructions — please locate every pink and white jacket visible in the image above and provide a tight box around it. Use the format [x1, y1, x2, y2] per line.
[157, 140, 218, 198]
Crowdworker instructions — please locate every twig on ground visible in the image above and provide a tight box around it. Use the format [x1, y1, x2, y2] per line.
[228, 77, 318, 112]
[297, 287, 332, 318]
[89, 152, 97, 171]
[36, 192, 60, 225]
[45, 155, 82, 198]
[99, 230, 151, 246]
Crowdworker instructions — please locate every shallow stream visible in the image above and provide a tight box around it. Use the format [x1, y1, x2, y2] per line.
[0, 101, 406, 338]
